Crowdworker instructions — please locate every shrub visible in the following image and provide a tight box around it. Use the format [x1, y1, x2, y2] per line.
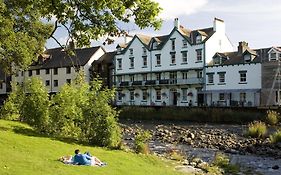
[247, 121, 267, 138]
[266, 110, 279, 125]
[270, 130, 281, 143]
[21, 78, 50, 132]
[134, 128, 152, 154]
[212, 152, 239, 174]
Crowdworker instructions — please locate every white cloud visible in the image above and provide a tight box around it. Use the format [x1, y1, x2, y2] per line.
[153, 0, 208, 19]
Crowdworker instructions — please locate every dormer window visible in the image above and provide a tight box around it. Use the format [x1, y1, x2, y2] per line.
[171, 39, 175, 50]
[129, 48, 133, 56]
[182, 40, 187, 48]
[213, 56, 220, 65]
[196, 35, 202, 44]
[244, 54, 251, 63]
[117, 47, 121, 53]
[142, 47, 147, 56]
[270, 52, 277, 60]
[153, 42, 158, 49]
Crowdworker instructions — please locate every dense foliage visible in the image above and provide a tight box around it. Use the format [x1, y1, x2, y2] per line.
[0, 0, 162, 72]
[1, 74, 121, 148]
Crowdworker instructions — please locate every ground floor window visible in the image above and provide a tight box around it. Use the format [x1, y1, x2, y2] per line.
[130, 91, 134, 101]
[117, 91, 122, 101]
[182, 88, 187, 101]
[142, 90, 148, 101]
[240, 92, 246, 102]
[156, 89, 161, 101]
[219, 93, 225, 101]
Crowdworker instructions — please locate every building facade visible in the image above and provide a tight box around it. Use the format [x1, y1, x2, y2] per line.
[114, 18, 233, 106]
[12, 46, 105, 93]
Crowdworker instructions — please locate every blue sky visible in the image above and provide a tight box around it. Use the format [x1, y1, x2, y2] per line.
[46, 0, 281, 51]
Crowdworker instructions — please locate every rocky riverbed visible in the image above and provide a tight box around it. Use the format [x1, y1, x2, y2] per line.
[120, 120, 281, 175]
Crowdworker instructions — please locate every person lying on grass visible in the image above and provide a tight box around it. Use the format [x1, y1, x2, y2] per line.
[72, 149, 106, 166]
[59, 149, 106, 166]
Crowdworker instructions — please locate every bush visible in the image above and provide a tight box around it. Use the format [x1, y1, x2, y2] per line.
[270, 130, 281, 143]
[247, 121, 267, 138]
[266, 110, 279, 125]
[134, 128, 152, 154]
[212, 152, 239, 174]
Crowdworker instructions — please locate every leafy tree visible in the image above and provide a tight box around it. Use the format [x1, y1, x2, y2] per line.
[0, 0, 162, 72]
[0, 82, 24, 120]
[21, 77, 50, 132]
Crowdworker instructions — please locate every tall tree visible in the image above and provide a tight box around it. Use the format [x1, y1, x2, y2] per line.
[0, 0, 162, 72]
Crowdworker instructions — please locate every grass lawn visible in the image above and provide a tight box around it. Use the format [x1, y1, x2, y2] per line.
[0, 120, 183, 175]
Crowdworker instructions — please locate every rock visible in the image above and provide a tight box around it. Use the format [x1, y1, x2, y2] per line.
[182, 159, 189, 165]
[187, 132, 195, 139]
[272, 165, 279, 170]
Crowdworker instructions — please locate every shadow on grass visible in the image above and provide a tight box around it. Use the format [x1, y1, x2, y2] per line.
[12, 125, 91, 147]
[0, 126, 10, 131]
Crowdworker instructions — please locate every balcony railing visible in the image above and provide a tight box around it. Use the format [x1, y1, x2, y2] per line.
[116, 78, 203, 87]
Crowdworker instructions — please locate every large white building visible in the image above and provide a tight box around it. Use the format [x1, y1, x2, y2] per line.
[114, 18, 233, 106]
[12, 46, 105, 93]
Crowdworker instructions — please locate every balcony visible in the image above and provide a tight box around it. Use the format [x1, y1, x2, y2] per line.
[159, 79, 169, 85]
[177, 78, 203, 85]
[145, 80, 156, 85]
[119, 81, 129, 87]
[132, 81, 143, 86]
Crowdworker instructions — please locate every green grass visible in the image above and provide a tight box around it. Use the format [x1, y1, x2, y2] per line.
[0, 120, 183, 175]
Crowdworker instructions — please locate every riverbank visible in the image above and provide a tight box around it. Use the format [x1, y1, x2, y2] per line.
[120, 119, 281, 175]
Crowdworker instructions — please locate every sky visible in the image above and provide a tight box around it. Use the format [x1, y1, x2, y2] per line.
[46, 0, 281, 51]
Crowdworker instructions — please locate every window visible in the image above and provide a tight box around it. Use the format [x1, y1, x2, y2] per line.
[208, 74, 214, 84]
[0, 82, 3, 89]
[130, 75, 134, 82]
[54, 80, 58, 87]
[117, 59, 122, 69]
[45, 68, 50, 74]
[54, 68, 58, 75]
[169, 72, 177, 84]
[129, 57, 134, 68]
[156, 73, 161, 80]
[219, 93, 225, 101]
[270, 52, 277, 60]
[171, 53, 176, 64]
[156, 89, 161, 101]
[143, 56, 147, 67]
[117, 91, 122, 101]
[182, 88, 187, 101]
[213, 57, 220, 65]
[196, 35, 202, 43]
[182, 40, 187, 48]
[142, 47, 147, 56]
[66, 67, 71, 74]
[130, 91, 134, 101]
[156, 54, 161, 66]
[142, 74, 147, 81]
[197, 71, 203, 78]
[196, 49, 202, 61]
[182, 51, 187, 63]
[240, 92, 246, 102]
[117, 75, 122, 83]
[36, 69, 40, 75]
[171, 39, 175, 50]
[218, 72, 225, 83]
[142, 90, 148, 101]
[45, 80, 50, 86]
[240, 71, 247, 83]
[66, 79, 71, 84]
[182, 72, 188, 79]
[129, 48, 133, 55]
[28, 70, 32, 77]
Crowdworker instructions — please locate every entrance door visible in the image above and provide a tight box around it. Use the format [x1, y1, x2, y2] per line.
[173, 92, 178, 105]
[197, 94, 204, 106]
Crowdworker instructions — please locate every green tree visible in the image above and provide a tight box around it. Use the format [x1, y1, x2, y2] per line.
[22, 77, 50, 132]
[0, 0, 162, 72]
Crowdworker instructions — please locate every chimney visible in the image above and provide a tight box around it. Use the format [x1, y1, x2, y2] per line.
[213, 17, 225, 33]
[238, 41, 249, 54]
[174, 18, 180, 29]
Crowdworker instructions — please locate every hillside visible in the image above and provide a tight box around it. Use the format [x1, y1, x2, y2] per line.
[0, 120, 182, 175]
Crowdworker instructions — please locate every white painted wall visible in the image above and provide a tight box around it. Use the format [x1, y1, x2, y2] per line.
[206, 63, 262, 90]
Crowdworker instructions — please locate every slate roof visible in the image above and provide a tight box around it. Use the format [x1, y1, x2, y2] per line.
[208, 47, 277, 66]
[30, 46, 102, 70]
[93, 51, 115, 64]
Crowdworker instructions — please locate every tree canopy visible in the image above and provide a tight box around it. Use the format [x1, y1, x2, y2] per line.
[0, 0, 162, 72]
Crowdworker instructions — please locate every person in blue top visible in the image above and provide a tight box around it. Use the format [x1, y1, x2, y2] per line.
[72, 149, 106, 166]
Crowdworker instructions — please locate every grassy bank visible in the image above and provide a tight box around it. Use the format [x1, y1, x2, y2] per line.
[119, 106, 265, 124]
[0, 120, 182, 175]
